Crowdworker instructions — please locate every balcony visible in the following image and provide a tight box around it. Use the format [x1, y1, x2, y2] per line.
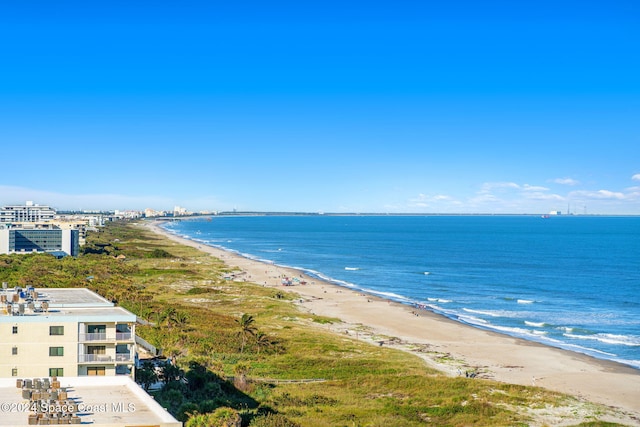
[79, 332, 134, 342]
[78, 354, 113, 363]
[79, 333, 108, 342]
[79, 353, 132, 363]
[116, 332, 133, 341]
[115, 352, 133, 362]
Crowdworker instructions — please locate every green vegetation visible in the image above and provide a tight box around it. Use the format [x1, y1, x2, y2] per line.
[0, 220, 629, 426]
[186, 407, 241, 427]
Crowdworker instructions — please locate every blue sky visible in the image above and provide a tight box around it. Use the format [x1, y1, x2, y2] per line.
[0, 1, 639, 214]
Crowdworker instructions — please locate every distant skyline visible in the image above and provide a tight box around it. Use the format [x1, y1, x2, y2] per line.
[1, 1, 639, 214]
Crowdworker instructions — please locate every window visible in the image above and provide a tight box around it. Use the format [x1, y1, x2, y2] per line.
[12, 326, 18, 334]
[49, 347, 64, 357]
[87, 324, 106, 334]
[87, 345, 106, 355]
[116, 324, 130, 333]
[49, 326, 64, 336]
[115, 365, 131, 375]
[87, 366, 105, 376]
[49, 368, 64, 377]
[11, 368, 17, 377]
[12, 346, 18, 355]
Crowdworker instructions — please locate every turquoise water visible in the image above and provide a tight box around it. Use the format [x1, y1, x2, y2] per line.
[162, 215, 640, 369]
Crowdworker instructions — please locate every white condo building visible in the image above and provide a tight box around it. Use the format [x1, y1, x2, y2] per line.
[0, 201, 56, 223]
[0, 286, 136, 378]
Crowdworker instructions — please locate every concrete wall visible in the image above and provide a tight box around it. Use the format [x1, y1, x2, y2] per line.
[0, 321, 78, 378]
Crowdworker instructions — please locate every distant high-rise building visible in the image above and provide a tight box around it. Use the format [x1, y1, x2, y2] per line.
[0, 201, 56, 223]
[173, 205, 188, 216]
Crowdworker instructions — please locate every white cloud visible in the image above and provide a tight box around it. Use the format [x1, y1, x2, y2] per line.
[553, 178, 580, 186]
[417, 179, 640, 214]
[399, 178, 640, 214]
[479, 182, 520, 194]
[389, 178, 640, 214]
[522, 184, 550, 192]
[471, 182, 521, 208]
[464, 181, 574, 213]
[406, 193, 461, 211]
[569, 189, 626, 200]
[477, 182, 558, 200]
[632, 174, 640, 181]
[626, 186, 640, 192]
[624, 187, 640, 199]
[468, 193, 500, 205]
[409, 193, 454, 203]
[523, 192, 565, 201]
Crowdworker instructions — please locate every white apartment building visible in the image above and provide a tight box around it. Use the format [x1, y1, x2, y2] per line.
[144, 208, 167, 218]
[0, 201, 56, 223]
[0, 286, 136, 379]
[173, 206, 188, 216]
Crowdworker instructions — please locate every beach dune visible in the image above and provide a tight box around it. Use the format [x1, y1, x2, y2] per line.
[147, 221, 640, 423]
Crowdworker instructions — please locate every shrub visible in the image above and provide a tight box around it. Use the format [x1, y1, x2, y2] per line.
[249, 413, 301, 427]
[185, 407, 242, 427]
[186, 287, 218, 295]
[147, 248, 174, 258]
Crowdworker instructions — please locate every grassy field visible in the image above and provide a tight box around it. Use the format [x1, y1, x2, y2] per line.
[0, 220, 629, 426]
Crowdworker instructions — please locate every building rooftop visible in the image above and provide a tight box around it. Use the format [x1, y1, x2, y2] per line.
[0, 287, 136, 323]
[0, 376, 181, 427]
[31, 288, 113, 308]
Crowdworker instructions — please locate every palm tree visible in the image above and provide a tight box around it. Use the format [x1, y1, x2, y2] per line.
[254, 331, 274, 355]
[174, 311, 190, 329]
[161, 307, 178, 330]
[236, 313, 257, 353]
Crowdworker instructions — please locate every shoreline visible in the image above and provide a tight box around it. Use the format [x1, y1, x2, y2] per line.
[145, 220, 640, 421]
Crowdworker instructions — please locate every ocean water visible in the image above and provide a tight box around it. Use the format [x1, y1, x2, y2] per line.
[162, 215, 640, 369]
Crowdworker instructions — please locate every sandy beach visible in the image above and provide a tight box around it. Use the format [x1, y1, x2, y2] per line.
[146, 221, 640, 423]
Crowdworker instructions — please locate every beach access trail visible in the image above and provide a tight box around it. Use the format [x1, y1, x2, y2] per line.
[146, 221, 640, 422]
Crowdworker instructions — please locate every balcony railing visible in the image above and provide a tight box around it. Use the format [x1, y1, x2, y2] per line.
[116, 332, 133, 341]
[79, 333, 108, 342]
[79, 332, 133, 342]
[115, 352, 132, 362]
[79, 353, 132, 363]
[78, 354, 113, 363]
